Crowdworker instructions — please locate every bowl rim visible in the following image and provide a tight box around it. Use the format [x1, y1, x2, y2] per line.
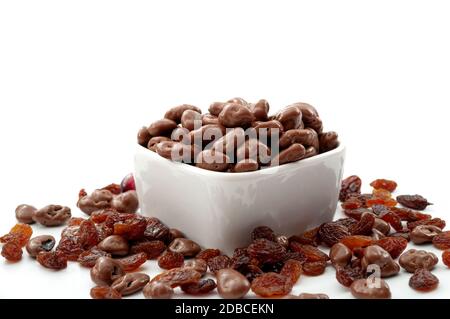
[136, 143, 345, 180]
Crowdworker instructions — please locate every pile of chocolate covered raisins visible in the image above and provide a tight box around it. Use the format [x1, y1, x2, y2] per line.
[137, 98, 339, 172]
[1, 173, 449, 299]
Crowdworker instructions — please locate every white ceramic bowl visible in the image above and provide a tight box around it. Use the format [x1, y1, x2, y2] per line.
[135, 144, 345, 254]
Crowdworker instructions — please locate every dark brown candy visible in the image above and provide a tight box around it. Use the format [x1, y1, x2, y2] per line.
[148, 119, 178, 136]
[15, 204, 37, 224]
[165, 104, 202, 123]
[33, 205, 71, 226]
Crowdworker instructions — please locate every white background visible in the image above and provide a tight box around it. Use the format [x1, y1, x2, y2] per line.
[1, 0, 449, 299]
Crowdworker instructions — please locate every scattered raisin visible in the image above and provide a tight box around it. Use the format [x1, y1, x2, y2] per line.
[56, 235, 83, 261]
[389, 207, 431, 222]
[130, 240, 166, 259]
[151, 267, 202, 288]
[158, 251, 184, 270]
[442, 250, 450, 268]
[380, 211, 403, 232]
[251, 226, 276, 242]
[339, 236, 373, 251]
[68, 217, 86, 226]
[144, 217, 171, 242]
[36, 251, 68, 270]
[349, 213, 375, 235]
[1, 242, 23, 261]
[247, 239, 286, 264]
[344, 208, 371, 221]
[367, 197, 397, 208]
[302, 260, 327, 276]
[375, 237, 408, 259]
[289, 227, 320, 247]
[78, 247, 111, 268]
[339, 175, 362, 202]
[113, 216, 147, 241]
[90, 286, 122, 299]
[341, 198, 363, 210]
[207, 255, 231, 274]
[251, 272, 290, 297]
[0, 223, 33, 247]
[407, 218, 446, 231]
[397, 195, 432, 211]
[432, 231, 450, 250]
[181, 279, 217, 295]
[318, 222, 350, 247]
[289, 242, 329, 262]
[370, 179, 397, 192]
[409, 269, 439, 292]
[117, 252, 148, 271]
[78, 220, 99, 250]
[196, 249, 221, 261]
[280, 259, 302, 288]
[336, 266, 364, 287]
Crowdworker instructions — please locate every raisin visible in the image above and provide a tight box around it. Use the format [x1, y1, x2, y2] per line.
[247, 239, 286, 264]
[375, 237, 408, 259]
[380, 211, 403, 232]
[158, 251, 184, 270]
[318, 222, 350, 247]
[230, 252, 254, 270]
[389, 207, 431, 222]
[90, 209, 118, 224]
[409, 269, 439, 292]
[144, 217, 171, 242]
[79, 220, 99, 250]
[95, 223, 114, 242]
[280, 259, 302, 288]
[78, 247, 111, 268]
[336, 266, 364, 287]
[334, 218, 358, 229]
[113, 216, 147, 240]
[101, 183, 122, 195]
[339, 175, 362, 202]
[0, 223, 33, 247]
[283, 251, 307, 264]
[233, 248, 248, 258]
[349, 213, 375, 235]
[37, 251, 68, 270]
[196, 249, 221, 261]
[397, 195, 432, 211]
[181, 279, 217, 295]
[367, 197, 397, 208]
[371, 204, 390, 216]
[251, 226, 276, 242]
[391, 231, 410, 242]
[442, 250, 450, 267]
[56, 235, 83, 261]
[344, 208, 371, 221]
[240, 264, 264, 283]
[1, 242, 23, 261]
[130, 240, 166, 259]
[251, 272, 290, 297]
[207, 255, 231, 273]
[261, 261, 285, 273]
[68, 217, 86, 226]
[289, 242, 329, 262]
[117, 252, 148, 271]
[289, 227, 320, 247]
[372, 188, 392, 199]
[341, 198, 363, 210]
[90, 286, 122, 299]
[151, 267, 202, 288]
[432, 231, 450, 250]
[407, 218, 446, 231]
[302, 260, 327, 276]
[339, 236, 373, 251]
[370, 179, 397, 192]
